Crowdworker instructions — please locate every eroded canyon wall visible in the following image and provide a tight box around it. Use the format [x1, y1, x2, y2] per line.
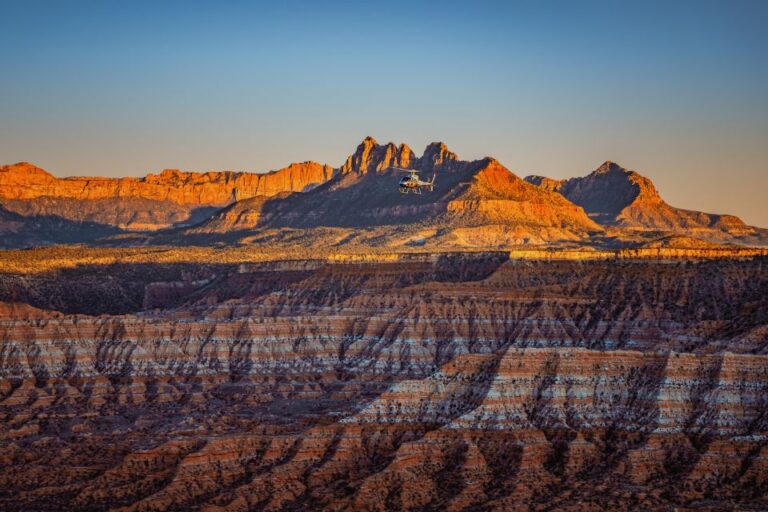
[1, 255, 767, 510]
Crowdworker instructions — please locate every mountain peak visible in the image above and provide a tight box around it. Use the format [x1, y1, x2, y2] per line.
[422, 141, 454, 155]
[1, 162, 54, 177]
[521, 160, 753, 236]
[552, 161, 660, 216]
[419, 141, 458, 171]
[340, 137, 414, 174]
[338, 138, 465, 174]
[594, 160, 625, 174]
[524, 175, 565, 192]
[425, 141, 448, 151]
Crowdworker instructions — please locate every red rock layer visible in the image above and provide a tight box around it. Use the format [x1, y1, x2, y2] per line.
[0, 161, 335, 232]
[1, 256, 767, 509]
[210, 157, 600, 246]
[525, 162, 758, 239]
[0, 162, 335, 205]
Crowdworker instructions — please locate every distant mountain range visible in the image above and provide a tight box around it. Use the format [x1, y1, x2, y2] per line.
[1, 137, 765, 249]
[525, 161, 754, 234]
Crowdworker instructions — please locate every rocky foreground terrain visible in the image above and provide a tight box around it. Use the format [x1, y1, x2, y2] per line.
[1, 251, 767, 510]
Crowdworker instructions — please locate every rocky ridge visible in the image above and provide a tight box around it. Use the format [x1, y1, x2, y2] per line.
[0, 161, 334, 233]
[2, 140, 767, 249]
[0, 161, 334, 205]
[338, 136, 460, 175]
[167, 145, 768, 249]
[525, 161, 758, 240]
[186, 139, 601, 249]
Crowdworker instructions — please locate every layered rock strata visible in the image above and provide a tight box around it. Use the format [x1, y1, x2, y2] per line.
[0, 162, 334, 205]
[0, 161, 334, 234]
[1, 256, 767, 509]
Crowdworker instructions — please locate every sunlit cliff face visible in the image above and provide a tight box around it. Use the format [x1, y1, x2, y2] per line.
[2, 138, 766, 250]
[0, 161, 334, 233]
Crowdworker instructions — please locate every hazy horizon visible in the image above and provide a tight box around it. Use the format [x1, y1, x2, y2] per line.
[2, 0, 767, 226]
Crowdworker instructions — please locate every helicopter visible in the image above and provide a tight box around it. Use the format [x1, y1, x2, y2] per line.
[393, 168, 436, 194]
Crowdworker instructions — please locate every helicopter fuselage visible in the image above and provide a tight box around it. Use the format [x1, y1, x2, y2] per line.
[398, 172, 434, 194]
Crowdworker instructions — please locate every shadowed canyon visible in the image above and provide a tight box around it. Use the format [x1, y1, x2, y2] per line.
[1, 138, 767, 510]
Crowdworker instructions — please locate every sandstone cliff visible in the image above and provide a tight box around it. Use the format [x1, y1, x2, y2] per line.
[3, 141, 766, 250]
[187, 139, 600, 248]
[525, 161, 760, 244]
[0, 161, 334, 205]
[338, 137, 461, 175]
[175, 143, 767, 249]
[0, 161, 335, 233]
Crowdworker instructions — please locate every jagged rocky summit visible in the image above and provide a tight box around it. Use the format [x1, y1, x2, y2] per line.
[0, 138, 766, 249]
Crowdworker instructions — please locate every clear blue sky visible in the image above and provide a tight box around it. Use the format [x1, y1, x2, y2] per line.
[2, 0, 767, 225]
